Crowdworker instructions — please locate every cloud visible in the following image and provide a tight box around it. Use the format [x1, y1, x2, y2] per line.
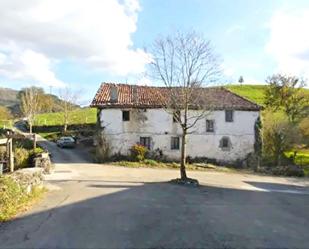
[0, 0, 150, 87]
[0, 49, 65, 87]
[266, 9, 309, 79]
[223, 67, 235, 78]
[225, 25, 245, 35]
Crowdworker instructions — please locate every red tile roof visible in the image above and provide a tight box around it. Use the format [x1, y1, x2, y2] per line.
[91, 83, 261, 111]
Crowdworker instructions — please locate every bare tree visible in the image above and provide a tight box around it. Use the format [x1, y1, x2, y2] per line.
[20, 87, 42, 133]
[59, 87, 79, 133]
[149, 31, 221, 180]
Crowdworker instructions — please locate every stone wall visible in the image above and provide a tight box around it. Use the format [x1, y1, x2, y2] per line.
[11, 168, 43, 194]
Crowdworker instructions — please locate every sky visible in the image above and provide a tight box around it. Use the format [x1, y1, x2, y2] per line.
[0, 0, 309, 104]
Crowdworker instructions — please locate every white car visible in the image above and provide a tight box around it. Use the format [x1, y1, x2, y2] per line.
[56, 137, 76, 148]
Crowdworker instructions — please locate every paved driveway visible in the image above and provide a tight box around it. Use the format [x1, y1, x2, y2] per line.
[1, 139, 309, 248]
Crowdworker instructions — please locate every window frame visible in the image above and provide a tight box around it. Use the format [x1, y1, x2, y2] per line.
[225, 110, 234, 122]
[140, 136, 151, 150]
[122, 110, 130, 121]
[206, 119, 215, 132]
[220, 136, 232, 151]
[171, 136, 180, 150]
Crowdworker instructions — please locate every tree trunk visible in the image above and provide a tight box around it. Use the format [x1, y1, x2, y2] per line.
[278, 154, 282, 167]
[180, 130, 187, 180]
[29, 122, 33, 134]
[64, 123, 68, 133]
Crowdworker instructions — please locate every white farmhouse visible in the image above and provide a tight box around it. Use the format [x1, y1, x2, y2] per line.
[91, 83, 261, 163]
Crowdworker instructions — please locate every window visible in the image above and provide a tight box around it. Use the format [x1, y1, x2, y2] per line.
[173, 110, 180, 123]
[122, 110, 130, 121]
[220, 136, 231, 151]
[171, 137, 180, 150]
[225, 110, 234, 122]
[140, 137, 151, 150]
[206, 119, 214, 132]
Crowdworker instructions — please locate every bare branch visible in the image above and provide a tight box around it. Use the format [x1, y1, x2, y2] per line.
[148, 31, 222, 178]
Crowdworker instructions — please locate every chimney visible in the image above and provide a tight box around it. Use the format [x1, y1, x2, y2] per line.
[110, 85, 118, 103]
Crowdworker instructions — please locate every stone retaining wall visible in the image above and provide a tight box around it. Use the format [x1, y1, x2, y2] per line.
[11, 168, 44, 194]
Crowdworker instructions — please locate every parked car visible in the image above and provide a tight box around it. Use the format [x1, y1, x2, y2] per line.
[56, 137, 76, 148]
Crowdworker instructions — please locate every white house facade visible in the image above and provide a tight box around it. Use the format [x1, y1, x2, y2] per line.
[91, 83, 261, 163]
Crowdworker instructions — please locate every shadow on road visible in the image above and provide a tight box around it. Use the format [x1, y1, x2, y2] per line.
[0, 181, 308, 248]
[244, 181, 309, 193]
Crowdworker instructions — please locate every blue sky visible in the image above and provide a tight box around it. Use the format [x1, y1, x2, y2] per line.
[0, 0, 309, 104]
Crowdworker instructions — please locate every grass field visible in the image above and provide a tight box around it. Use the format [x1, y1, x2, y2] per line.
[225, 84, 268, 106]
[34, 108, 97, 126]
[226, 84, 309, 106]
[0, 120, 13, 129]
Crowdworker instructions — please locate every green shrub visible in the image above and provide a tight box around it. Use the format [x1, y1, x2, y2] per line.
[271, 165, 305, 177]
[14, 138, 34, 150]
[32, 147, 45, 155]
[0, 176, 45, 222]
[27, 147, 46, 167]
[130, 144, 148, 161]
[144, 159, 158, 166]
[262, 110, 301, 165]
[0, 146, 6, 161]
[0, 176, 26, 221]
[14, 147, 30, 169]
[45, 132, 61, 141]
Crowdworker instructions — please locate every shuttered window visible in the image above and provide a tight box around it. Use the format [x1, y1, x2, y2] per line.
[206, 119, 214, 132]
[219, 136, 232, 151]
[140, 137, 151, 150]
[225, 110, 234, 122]
[171, 137, 180, 150]
[122, 110, 130, 121]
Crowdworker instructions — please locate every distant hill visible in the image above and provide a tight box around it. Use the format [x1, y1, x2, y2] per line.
[0, 87, 20, 114]
[0, 87, 19, 107]
[225, 84, 309, 106]
[0, 87, 79, 116]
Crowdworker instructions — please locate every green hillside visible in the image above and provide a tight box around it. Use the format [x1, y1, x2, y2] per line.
[34, 108, 97, 126]
[225, 85, 268, 106]
[226, 84, 309, 106]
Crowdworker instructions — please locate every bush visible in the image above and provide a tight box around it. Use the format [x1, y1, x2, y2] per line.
[14, 138, 34, 150]
[242, 152, 260, 170]
[299, 117, 309, 146]
[14, 147, 30, 169]
[144, 159, 158, 166]
[0, 175, 45, 222]
[262, 110, 301, 165]
[28, 147, 46, 166]
[32, 147, 45, 155]
[130, 144, 148, 161]
[271, 165, 305, 177]
[0, 146, 7, 161]
[0, 176, 26, 221]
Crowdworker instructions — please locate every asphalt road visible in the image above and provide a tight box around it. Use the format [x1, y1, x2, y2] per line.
[1, 138, 309, 248]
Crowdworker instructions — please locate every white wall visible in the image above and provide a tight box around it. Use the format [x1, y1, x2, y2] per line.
[99, 108, 259, 162]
